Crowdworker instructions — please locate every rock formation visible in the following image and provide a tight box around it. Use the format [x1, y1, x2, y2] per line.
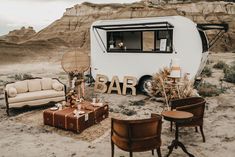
[1, 1, 234, 54]
[2, 26, 36, 43]
[30, 1, 235, 52]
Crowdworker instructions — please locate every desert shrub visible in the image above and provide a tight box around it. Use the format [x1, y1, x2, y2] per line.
[121, 108, 137, 116]
[58, 75, 67, 80]
[23, 73, 33, 79]
[129, 100, 145, 106]
[201, 66, 212, 77]
[14, 73, 33, 80]
[0, 80, 9, 87]
[0, 80, 5, 87]
[206, 59, 214, 65]
[213, 61, 228, 69]
[14, 74, 22, 80]
[223, 63, 235, 83]
[197, 82, 222, 97]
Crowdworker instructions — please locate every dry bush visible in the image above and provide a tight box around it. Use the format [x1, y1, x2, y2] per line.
[213, 61, 228, 69]
[197, 82, 221, 97]
[201, 66, 212, 77]
[224, 62, 235, 83]
[14, 73, 33, 80]
[149, 67, 195, 103]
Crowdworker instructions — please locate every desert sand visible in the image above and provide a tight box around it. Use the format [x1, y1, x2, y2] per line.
[0, 53, 235, 157]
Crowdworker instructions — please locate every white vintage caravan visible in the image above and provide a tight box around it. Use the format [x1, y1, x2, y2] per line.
[90, 16, 228, 92]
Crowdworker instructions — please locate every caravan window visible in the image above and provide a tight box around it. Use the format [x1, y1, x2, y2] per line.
[142, 31, 155, 51]
[107, 31, 142, 52]
[107, 30, 173, 53]
[155, 30, 172, 52]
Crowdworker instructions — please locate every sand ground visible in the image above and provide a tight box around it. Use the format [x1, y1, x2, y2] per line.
[0, 53, 235, 157]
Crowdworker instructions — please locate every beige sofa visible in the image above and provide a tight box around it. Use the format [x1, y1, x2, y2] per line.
[4, 78, 66, 115]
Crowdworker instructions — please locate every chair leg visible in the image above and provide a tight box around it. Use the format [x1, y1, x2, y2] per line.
[129, 151, 133, 157]
[195, 127, 198, 133]
[200, 125, 206, 143]
[6, 109, 10, 116]
[170, 121, 173, 132]
[111, 141, 114, 157]
[151, 149, 154, 155]
[157, 148, 161, 157]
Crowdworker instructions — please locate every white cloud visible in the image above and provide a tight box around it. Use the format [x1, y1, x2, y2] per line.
[0, 0, 140, 35]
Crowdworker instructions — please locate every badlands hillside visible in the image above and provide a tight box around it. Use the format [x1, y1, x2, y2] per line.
[32, 1, 235, 52]
[0, 1, 235, 64]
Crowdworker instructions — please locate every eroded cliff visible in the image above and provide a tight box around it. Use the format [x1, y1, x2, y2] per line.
[1, 1, 235, 53]
[30, 1, 235, 52]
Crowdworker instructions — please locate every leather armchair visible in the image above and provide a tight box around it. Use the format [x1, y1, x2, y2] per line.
[111, 114, 162, 157]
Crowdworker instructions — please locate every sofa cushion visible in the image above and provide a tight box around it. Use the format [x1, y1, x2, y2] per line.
[52, 82, 64, 91]
[14, 81, 28, 93]
[41, 78, 52, 90]
[28, 79, 42, 92]
[8, 87, 17, 97]
[8, 90, 65, 104]
[9, 97, 65, 108]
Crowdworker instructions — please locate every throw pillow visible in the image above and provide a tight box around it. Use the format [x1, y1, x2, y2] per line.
[14, 81, 28, 93]
[52, 83, 63, 91]
[8, 87, 17, 97]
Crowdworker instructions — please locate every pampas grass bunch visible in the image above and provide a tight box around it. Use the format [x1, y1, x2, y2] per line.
[149, 67, 195, 103]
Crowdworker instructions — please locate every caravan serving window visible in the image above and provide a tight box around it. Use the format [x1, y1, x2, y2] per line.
[155, 30, 172, 52]
[107, 31, 142, 52]
[107, 30, 173, 53]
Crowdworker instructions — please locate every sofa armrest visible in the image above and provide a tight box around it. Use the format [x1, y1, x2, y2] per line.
[52, 78, 67, 99]
[52, 78, 65, 89]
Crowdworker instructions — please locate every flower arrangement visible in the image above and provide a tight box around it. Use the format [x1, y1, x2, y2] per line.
[118, 42, 124, 48]
[66, 90, 77, 106]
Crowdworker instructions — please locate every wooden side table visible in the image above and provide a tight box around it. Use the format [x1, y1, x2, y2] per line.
[162, 111, 194, 157]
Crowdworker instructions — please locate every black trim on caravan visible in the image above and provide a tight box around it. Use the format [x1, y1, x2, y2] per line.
[197, 23, 228, 49]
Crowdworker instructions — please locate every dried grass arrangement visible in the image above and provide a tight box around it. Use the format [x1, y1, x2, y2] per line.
[149, 67, 195, 104]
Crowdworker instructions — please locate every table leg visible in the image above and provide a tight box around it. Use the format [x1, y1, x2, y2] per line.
[177, 141, 195, 157]
[165, 124, 195, 157]
[166, 140, 176, 157]
[175, 125, 179, 149]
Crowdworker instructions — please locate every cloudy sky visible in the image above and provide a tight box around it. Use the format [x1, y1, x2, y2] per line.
[0, 0, 139, 35]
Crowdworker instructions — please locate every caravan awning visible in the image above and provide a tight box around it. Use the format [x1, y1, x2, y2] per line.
[197, 23, 228, 32]
[197, 23, 229, 48]
[93, 22, 174, 31]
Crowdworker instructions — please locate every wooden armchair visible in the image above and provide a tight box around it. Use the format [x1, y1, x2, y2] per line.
[111, 114, 162, 157]
[170, 97, 206, 142]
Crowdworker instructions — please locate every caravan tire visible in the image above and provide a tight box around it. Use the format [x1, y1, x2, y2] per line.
[138, 76, 152, 95]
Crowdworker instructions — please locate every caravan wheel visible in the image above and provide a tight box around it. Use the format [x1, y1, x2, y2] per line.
[138, 76, 152, 95]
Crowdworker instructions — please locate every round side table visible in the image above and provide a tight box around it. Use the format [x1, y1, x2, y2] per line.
[162, 111, 195, 157]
